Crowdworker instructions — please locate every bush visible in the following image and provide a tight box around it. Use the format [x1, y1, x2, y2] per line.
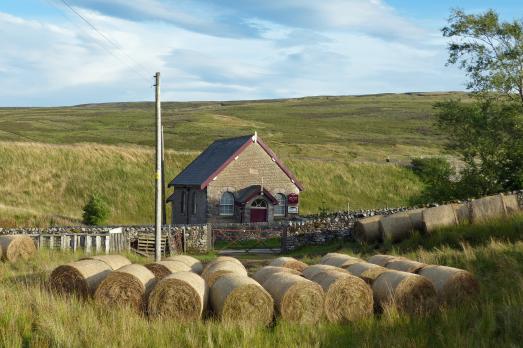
[410, 157, 456, 203]
[82, 194, 109, 225]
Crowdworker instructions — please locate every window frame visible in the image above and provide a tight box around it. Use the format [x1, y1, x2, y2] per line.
[180, 191, 186, 214]
[219, 191, 234, 216]
[274, 193, 287, 216]
[192, 191, 197, 215]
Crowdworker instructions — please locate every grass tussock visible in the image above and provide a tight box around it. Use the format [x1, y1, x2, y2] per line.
[1, 217, 523, 347]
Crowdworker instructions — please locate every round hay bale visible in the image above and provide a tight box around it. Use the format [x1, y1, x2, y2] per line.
[353, 215, 383, 243]
[82, 255, 131, 270]
[417, 265, 479, 304]
[201, 260, 248, 287]
[49, 259, 111, 298]
[367, 254, 403, 267]
[269, 257, 308, 272]
[145, 260, 191, 280]
[302, 264, 346, 279]
[372, 270, 437, 315]
[210, 274, 273, 325]
[422, 204, 458, 233]
[253, 266, 301, 285]
[262, 272, 324, 324]
[203, 256, 245, 273]
[0, 235, 36, 262]
[311, 270, 373, 323]
[470, 195, 506, 223]
[94, 264, 156, 312]
[165, 255, 203, 274]
[385, 259, 427, 273]
[452, 203, 471, 224]
[346, 262, 389, 284]
[320, 253, 363, 268]
[379, 212, 414, 243]
[148, 271, 208, 321]
[501, 194, 521, 215]
[407, 208, 425, 231]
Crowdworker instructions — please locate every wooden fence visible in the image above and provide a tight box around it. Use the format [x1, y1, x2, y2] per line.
[31, 228, 127, 254]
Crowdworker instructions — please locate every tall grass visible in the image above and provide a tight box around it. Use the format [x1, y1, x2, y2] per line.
[1, 217, 523, 347]
[0, 142, 423, 226]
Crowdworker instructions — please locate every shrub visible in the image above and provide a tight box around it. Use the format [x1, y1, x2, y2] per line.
[410, 157, 456, 203]
[82, 194, 109, 225]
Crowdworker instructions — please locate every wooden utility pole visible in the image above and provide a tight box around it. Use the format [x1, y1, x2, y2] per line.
[154, 72, 162, 262]
[161, 125, 167, 225]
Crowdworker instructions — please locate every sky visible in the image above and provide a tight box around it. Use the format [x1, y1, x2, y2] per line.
[0, 0, 521, 106]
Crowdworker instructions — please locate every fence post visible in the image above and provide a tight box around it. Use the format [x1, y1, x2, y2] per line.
[280, 226, 287, 254]
[207, 223, 213, 251]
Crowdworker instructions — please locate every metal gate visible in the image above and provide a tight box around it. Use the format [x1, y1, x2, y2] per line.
[211, 226, 283, 254]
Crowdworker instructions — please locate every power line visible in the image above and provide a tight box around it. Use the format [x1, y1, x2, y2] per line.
[43, 0, 152, 83]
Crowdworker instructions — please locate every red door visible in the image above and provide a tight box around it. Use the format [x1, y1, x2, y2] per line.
[250, 208, 267, 223]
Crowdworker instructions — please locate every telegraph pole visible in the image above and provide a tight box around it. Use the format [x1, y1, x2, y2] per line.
[161, 125, 167, 225]
[154, 72, 162, 262]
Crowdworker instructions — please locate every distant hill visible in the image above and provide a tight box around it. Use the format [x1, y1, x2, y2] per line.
[0, 92, 468, 226]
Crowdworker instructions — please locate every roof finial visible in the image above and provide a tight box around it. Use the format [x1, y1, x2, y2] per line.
[253, 131, 258, 143]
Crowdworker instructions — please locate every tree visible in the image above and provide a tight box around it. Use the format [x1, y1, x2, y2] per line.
[430, 9, 523, 200]
[82, 194, 109, 226]
[442, 9, 523, 104]
[435, 100, 523, 196]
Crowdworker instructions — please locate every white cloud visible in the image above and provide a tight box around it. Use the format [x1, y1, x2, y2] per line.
[0, 1, 465, 106]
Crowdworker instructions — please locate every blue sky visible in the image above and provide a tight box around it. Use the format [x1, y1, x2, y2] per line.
[0, 0, 521, 106]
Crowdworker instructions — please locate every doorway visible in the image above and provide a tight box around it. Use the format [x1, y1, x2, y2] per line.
[250, 198, 268, 223]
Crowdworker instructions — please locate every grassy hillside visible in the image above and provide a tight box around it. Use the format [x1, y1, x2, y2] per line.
[0, 93, 468, 226]
[1, 215, 522, 347]
[0, 142, 422, 226]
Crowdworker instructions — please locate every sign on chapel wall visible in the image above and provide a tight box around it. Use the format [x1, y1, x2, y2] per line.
[288, 193, 299, 205]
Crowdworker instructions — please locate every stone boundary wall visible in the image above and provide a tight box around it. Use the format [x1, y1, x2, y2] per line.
[2, 191, 522, 254]
[282, 190, 523, 251]
[0, 224, 210, 253]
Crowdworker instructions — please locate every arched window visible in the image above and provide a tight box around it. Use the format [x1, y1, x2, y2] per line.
[220, 192, 234, 216]
[192, 191, 197, 215]
[274, 193, 286, 216]
[180, 191, 186, 214]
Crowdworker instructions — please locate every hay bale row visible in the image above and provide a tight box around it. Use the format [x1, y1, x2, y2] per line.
[94, 264, 156, 312]
[368, 254, 480, 305]
[165, 255, 203, 274]
[145, 260, 191, 279]
[269, 256, 308, 272]
[148, 271, 208, 321]
[319, 253, 362, 268]
[262, 272, 324, 324]
[210, 274, 273, 325]
[0, 235, 37, 262]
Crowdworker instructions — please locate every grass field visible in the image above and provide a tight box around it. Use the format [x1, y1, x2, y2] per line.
[0, 92, 468, 227]
[1, 215, 522, 347]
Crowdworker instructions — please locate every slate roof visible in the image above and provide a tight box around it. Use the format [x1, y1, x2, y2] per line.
[169, 135, 252, 187]
[168, 133, 304, 190]
[235, 185, 278, 205]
